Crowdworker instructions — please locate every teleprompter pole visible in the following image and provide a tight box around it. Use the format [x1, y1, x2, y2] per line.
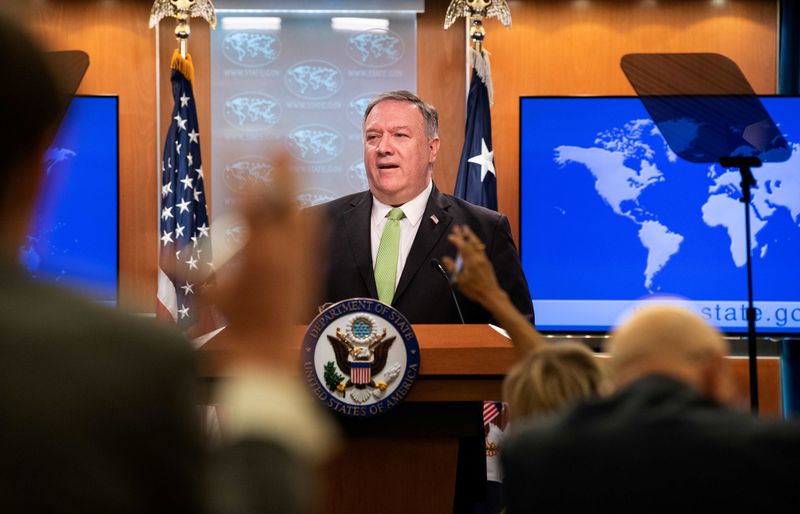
[720, 156, 761, 414]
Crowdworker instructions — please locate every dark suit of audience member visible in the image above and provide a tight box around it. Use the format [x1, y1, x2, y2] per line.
[0, 265, 202, 512]
[0, 264, 321, 514]
[313, 184, 533, 324]
[0, 16, 332, 514]
[502, 306, 800, 512]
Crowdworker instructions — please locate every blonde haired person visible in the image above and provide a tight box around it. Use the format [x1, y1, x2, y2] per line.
[503, 342, 603, 423]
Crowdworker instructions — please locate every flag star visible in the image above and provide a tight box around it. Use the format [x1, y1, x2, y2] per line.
[207, 262, 216, 271]
[191, 235, 199, 248]
[193, 189, 203, 202]
[180, 175, 194, 190]
[467, 138, 496, 182]
[162, 162, 165, 173]
[168, 158, 172, 169]
[174, 113, 188, 131]
[175, 223, 185, 238]
[180, 93, 190, 107]
[181, 281, 194, 295]
[195, 165, 204, 180]
[186, 255, 198, 270]
[161, 230, 174, 246]
[175, 141, 182, 155]
[161, 206, 173, 221]
[197, 223, 210, 238]
[178, 304, 190, 319]
[175, 249, 181, 259]
[188, 129, 199, 144]
[161, 182, 173, 197]
[176, 198, 191, 214]
[187, 153, 194, 166]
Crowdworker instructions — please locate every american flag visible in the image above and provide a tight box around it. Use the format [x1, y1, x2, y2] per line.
[156, 51, 215, 339]
[483, 401, 501, 425]
[351, 362, 372, 385]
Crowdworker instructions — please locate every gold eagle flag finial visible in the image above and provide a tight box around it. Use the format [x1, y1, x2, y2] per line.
[444, 0, 511, 53]
[149, 0, 217, 58]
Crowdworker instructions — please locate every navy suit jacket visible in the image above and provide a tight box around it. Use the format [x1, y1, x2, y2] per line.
[310, 184, 534, 325]
[0, 263, 312, 514]
[502, 374, 800, 513]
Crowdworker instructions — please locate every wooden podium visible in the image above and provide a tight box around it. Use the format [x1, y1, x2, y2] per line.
[199, 324, 516, 514]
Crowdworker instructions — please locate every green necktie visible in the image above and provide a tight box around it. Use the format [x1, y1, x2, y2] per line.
[374, 207, 406, 304]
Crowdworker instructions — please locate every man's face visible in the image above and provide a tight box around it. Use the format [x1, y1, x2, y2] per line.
[363, 99, 440, 206]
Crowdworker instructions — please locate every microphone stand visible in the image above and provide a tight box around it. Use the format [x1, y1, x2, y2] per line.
[431, 258, 466, 324]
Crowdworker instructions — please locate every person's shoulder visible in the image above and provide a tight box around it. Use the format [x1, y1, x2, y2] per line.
[708, 403, 800, 443]
[436, 190, 504, 221]
[502, 410, 574, 470]
[433, 192, 510, 242]
[507, 404, 578, 443]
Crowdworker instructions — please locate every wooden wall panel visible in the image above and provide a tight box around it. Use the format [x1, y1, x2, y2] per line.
[487, 0, 778, 242]
[26, 0, 158, 312]
[419, 0, 466, 194]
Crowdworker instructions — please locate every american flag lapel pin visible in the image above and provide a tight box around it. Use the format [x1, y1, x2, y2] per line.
[430, 214, 439, 225]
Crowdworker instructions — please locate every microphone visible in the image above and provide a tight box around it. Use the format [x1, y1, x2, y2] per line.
[430, 258, 465, 324]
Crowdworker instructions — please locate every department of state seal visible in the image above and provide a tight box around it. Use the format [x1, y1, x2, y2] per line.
[302, 298, 420, 417]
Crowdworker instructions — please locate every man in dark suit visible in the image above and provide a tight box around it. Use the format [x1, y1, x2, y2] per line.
[502, 305, 800, 512]
[311, 90, 533, 325]
[310, 90, 532, 513]
[0, 14, 333, 513]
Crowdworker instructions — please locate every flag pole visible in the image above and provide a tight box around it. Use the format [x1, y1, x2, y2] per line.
[446, 4, 514, 509]
[150, 0, 219, 339]
[446, 0, 511, 210]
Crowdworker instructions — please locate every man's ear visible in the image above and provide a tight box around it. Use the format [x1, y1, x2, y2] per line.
[428, 136, 441, 164]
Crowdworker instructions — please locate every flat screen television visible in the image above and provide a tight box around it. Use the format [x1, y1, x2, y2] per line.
[520, 96, 800, 335]
[20, 95, 119, 306]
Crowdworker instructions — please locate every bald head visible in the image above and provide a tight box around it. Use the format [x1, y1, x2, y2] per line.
[607, 306, 733, 403]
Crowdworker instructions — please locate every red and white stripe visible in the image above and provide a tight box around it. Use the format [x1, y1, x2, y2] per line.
[483, 401, 500, 425]
[351, 363, 372, 385]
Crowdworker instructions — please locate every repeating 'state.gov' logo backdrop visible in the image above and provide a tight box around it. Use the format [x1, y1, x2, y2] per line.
[211, 13, 416, 255]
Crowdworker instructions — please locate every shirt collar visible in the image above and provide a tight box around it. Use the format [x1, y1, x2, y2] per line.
[371, 180, 432, 227]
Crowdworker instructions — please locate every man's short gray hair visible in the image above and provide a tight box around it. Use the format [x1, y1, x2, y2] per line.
[363, 90, 439, 139]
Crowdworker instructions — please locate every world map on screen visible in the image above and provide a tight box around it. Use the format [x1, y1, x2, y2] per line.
[521, 95, 800, 327]
[20, 146, 78, 276]
[18, 97, 118, 305]
[554, 119, 800, 293]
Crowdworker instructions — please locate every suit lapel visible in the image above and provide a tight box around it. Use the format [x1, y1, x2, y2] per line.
[393, 185, 453, 304]
[343, 191, 379, 299]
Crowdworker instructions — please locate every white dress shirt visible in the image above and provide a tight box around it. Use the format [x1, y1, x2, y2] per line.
[370, 180, 433, 287]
